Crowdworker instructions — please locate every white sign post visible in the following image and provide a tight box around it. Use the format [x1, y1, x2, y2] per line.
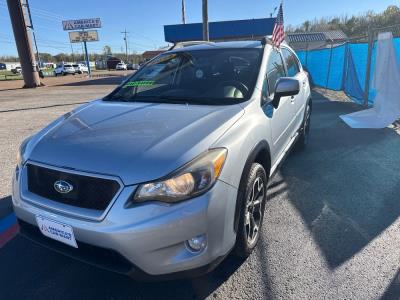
[62, 18, 102, 76]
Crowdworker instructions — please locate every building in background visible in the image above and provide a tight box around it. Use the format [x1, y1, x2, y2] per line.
[287, 30, 348, 50]
[142, 50, 167, 61]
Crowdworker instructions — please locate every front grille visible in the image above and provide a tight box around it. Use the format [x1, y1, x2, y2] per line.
[27, 163, 121, 211]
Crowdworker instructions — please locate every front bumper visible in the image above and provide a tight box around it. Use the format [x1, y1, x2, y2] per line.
[12, 163, 238, 277]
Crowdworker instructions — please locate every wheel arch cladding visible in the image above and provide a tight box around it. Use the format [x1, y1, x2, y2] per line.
[233, 140, 271, 233]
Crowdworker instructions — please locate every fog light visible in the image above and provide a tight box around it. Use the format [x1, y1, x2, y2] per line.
[186, 235, 207, 252]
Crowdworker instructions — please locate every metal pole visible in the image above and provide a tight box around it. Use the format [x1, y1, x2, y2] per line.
[305, 41, 309, 67]
[202, 0, 209, 41]
[83, 40, 91, 76]
[31, 30, 41, 68]
[6, 0, 40, 87]
[364, 27, 374, 107]
[182, 0, 186, 24]
[341, 42, 349, 90]
[326, 40, 334, 89]
[70, 44, 75, 63]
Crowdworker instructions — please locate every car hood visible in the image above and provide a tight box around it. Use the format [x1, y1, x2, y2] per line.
[28, 100, 244, 185]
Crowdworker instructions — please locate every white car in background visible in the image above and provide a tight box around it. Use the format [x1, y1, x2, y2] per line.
[73, 64, 89, 74]
[54, 64, 76, 76]
[11, 66, 22, 74]
[116, 62, 127, 70]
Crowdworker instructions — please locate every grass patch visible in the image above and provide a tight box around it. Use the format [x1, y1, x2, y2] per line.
[0, 74, 23, 81]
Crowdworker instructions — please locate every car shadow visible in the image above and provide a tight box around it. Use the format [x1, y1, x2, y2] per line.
[0, 196, 13, 219]
[381, 268, 400, 300]
[0, 232, 252, 299]
[274, 91, 400, 268]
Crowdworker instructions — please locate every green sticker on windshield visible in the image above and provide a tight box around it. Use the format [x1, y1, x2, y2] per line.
[123, 80, 155, 88]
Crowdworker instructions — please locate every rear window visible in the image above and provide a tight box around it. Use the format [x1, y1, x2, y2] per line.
[72, 64, 78, 67]
[64, 64, 72, 67]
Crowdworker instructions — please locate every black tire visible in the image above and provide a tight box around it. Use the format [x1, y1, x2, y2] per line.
[296, 101, 311, 150]
[234, 163, 268, 258]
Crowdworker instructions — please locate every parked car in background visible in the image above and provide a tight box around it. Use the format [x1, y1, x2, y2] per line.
[73, 63, 89, 74]
[11, 66, 22, 74]
[0, 63, 6, 70]
[116, 62, 127, 70]
[13, 39, 311, 280]
[127, 63, 139, 70]
[54, 64, 76, 76]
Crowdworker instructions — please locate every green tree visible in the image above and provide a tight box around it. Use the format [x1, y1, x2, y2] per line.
[103, 45, 112, 56]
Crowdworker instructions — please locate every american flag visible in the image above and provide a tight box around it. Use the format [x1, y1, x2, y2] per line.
[272, 3, 285, 48]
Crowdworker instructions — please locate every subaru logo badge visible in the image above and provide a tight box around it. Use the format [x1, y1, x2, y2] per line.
[54, 180, 73, 194]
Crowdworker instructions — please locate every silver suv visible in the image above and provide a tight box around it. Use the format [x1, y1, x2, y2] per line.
[13, 39, 311, 279]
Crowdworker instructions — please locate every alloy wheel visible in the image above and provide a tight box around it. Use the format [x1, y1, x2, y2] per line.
[245, 176, 265, 247]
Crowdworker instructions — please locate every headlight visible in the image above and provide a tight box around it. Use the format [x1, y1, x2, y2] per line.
[134, 148, 227, 203]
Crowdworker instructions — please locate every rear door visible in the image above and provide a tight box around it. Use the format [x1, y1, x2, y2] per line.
[281, 47, 308, 131]
[263, 49, 296, 164]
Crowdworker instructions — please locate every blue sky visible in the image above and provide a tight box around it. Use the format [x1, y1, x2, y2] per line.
[0, 0, 396, 56]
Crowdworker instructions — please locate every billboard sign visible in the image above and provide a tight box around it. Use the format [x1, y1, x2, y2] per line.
[69, 30, 99, 43]
[62, 18, 101, 30]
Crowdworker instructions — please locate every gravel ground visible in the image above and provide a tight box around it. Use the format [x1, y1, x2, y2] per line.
[0, 81, 399, 299]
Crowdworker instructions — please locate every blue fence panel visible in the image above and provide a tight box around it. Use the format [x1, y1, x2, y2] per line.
[305, 48, 330, 88]
[297, 45, 345, 91]
[326, 45, 345, 90]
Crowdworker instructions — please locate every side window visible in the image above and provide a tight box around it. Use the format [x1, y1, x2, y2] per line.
[282, 48, 300, 77]
[265, 50, 286, 97]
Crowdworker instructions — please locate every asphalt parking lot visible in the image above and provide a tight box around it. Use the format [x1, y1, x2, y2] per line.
[0, 77, 399, 299]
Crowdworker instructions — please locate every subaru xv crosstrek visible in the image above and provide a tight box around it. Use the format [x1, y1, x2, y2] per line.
[12, 39, 311, 280]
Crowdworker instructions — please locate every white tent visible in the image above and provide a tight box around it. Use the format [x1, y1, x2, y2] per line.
[340, 32, 400, 128]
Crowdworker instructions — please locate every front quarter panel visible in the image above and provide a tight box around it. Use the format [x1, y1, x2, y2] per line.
[212, 98, 272, 189]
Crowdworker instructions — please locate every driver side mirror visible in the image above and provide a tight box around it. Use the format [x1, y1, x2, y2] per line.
[271, 77, 300, 109]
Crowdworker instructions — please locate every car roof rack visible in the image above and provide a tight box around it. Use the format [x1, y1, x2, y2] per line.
[170, 41, 215, 50]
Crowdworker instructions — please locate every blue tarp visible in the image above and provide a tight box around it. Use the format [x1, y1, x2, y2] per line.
[296, 37, 400, 105]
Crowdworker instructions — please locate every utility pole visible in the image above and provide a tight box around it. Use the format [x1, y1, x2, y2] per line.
[181, 0, 186, 24]
[23, 0, 41, 69]
[202, 0, 209, 41]
[6, 0, 40, 87]
[121, 29, 129, 63]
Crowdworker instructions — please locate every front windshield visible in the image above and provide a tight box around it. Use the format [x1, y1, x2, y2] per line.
[104, 48, 262, 105]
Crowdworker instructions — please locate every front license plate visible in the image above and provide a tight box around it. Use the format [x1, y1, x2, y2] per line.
[36, 215, 78, 248]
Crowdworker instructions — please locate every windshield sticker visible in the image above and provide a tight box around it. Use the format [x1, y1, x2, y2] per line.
[123, 80, 155, 88]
